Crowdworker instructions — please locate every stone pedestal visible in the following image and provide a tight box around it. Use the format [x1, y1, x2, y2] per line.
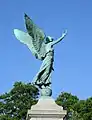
[26, 97, 67, 120]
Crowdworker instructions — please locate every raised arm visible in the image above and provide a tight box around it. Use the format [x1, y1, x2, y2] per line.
[51, 30, 67, 46]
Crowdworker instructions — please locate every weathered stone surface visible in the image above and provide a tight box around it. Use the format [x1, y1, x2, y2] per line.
[26, 97, 67, 120]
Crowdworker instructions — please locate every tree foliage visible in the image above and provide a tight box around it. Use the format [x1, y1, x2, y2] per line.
[55, 92, 92, 120]
[0, 82, 39, 120]
[74, 97, 92, 120]
[0, 82, 92, 120]
[55, 92, 79, 119]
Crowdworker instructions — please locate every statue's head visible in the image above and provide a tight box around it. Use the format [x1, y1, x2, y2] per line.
[45, 36, 54, 44]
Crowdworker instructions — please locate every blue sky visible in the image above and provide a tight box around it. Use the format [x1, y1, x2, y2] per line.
[0, 0, 92, 99]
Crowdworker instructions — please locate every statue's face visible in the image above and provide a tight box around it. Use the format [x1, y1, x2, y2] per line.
[46, 36, 54, 43]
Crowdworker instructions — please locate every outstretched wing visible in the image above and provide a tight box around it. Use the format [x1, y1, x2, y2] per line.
[24, 14, 46, 60]
[14, 29, 38, 59]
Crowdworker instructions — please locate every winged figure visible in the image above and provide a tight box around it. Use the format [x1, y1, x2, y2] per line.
[14, 14, 67, 92]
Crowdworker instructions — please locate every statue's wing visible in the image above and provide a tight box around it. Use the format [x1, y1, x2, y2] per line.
[24, 14, 46, 60]
[14, 29, 39, 59]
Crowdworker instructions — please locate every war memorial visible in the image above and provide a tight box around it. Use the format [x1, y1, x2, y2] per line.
[14, 13, 67, 120]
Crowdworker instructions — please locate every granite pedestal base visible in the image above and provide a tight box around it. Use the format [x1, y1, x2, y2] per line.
[26, 97, 67, 120]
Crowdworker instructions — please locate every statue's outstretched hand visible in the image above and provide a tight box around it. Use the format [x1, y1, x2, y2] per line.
[62, 30, 67, 38]
[50, 30, 67, 46]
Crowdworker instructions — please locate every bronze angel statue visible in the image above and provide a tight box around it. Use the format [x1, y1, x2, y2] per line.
[14, 14, 67, 96]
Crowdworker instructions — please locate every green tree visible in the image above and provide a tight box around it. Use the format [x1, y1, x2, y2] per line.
[68, 109, 83, 120]
[74, 98, 92, 120]
[55, 92, 92, 120]
[0, 82, 39, 120]
[0, 83, 92, 120]
[84, 97, 92, 120]
[55, 92, 79, 119]
[74, 100, 86, 118]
